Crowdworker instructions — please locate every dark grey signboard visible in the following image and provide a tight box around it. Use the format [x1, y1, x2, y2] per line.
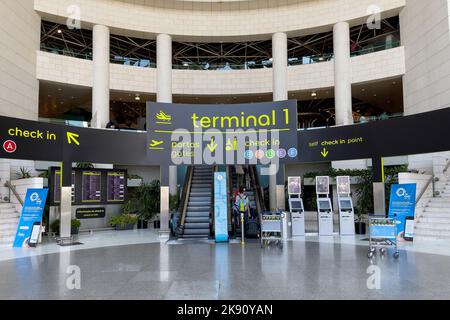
[146, 100, 299, 165]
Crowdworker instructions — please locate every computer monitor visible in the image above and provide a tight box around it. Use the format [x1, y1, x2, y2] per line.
[290, 200, 303, 211]
[339, 199, 353, 210]
[318, 200, 331, 210]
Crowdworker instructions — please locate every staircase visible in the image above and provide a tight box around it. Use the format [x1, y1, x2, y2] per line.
[180, 166, 213, 239]
[0, 203, 20, 246]
[415, 172, 450, 241]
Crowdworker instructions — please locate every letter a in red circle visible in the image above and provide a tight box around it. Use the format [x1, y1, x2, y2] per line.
[3, 140, 17, 153]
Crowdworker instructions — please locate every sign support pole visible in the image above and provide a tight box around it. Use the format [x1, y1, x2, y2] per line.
[372, 157, 386, 216]
[159, 166, 170, 240]
[60, 161, 72, 242]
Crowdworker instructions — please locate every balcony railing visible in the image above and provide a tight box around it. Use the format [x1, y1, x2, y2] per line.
[40, 38, 400, 71]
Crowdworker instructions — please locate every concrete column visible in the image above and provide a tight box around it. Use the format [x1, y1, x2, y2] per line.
[156, 34, 173, 103]
[156, 34, 177, 197]
[270, 33, 288, 210]
[333, 22, 353, 126]
[272, 32, 288, 101]
[92, 25, 110, 129]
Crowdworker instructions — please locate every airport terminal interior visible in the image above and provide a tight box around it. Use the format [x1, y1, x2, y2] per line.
[1, 0, 450, 301]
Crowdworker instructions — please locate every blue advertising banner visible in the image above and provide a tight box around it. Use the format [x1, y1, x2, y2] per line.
[214, 172, 229, 243]
[388, 184, 416, 238]
[13, 189, 48, 248]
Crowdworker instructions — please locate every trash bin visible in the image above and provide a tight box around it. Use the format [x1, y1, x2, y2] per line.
[281, 211, 292, 240]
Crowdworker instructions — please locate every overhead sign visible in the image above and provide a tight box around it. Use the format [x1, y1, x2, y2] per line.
[388, 184, 416, 239]
[1, 106, 450, 167]
[147, 101, 298, 165]
[13, 188, 48, 248]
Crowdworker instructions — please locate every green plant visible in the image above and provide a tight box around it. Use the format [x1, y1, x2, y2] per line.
[38, 170, 49, 179]
[50, 219, 80, 232]
[134, 180, 160, 220]
[170, 194, 180, 213]
[16, 167, 32, 179]
[76, 162, 94, 169]
[128, 174, 143, 180]
[109, 214, 138, 228]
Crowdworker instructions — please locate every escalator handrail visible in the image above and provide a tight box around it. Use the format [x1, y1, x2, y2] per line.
[179, 166, 194, 229]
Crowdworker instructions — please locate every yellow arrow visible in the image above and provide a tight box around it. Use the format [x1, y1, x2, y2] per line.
[321, 147, 329, 158]
[207, 138, 218, 153]
[66, 132, 80, 146]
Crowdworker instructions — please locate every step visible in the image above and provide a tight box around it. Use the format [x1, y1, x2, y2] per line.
[189, 196, 210, 202]
[190, 188, 211, 193]
[183, 228, 210, 235]
[185, 217, 210, 223]
[0, 229, 16, 237]
[0, 208, 18, 214]
[414, 227, 450, 237]
[184, 222, 210, 229]
[187, 206, 211, 212]
[423, 207, 450, 213]
[0, 224, 17, 231]
[0, 217, 20, 224]
[190, 192, 212, 198]
[186, 212, 210, 218]
[0, 236, 15, 245]
[0, 212, 20, 220]
[416, 222, 450, 231]
[188, 201, 210, 207]
[419, 217, 450, 224]
[179, 234, 209, 239]
[420, 212, 450, 219]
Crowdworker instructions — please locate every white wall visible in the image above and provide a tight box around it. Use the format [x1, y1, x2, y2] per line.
[36, 47, 405, 96]
[0, 0, 40, 120]
[35, 0, 405, 40]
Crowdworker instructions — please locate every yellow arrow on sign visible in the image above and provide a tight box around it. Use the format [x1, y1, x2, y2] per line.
[321, 147, 329, 158]
[67, 132, 80, 146]
[207, 138, 218, 153]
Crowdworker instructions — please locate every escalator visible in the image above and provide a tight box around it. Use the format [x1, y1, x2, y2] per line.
[177, 166, 214, 239]
[229, 165, 266, 238]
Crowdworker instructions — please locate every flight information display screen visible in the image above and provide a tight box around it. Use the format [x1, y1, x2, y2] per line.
[82, 171, 102, 203]
[107, 172, 125, 202]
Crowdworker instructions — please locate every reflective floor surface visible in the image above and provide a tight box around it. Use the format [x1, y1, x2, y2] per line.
[1, 239, 450, 300]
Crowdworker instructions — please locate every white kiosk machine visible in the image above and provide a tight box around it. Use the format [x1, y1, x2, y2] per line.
[288, 177, 305, 236]
[337, 176, 355, 235]
[316, 176, 333, 236]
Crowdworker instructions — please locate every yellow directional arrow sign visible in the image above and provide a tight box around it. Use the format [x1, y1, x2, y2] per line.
[207, 138, 218, 153]
[67, 132, 80, 146]
[321, 147, 329, 158]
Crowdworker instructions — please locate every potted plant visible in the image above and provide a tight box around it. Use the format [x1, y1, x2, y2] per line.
[134, 181, 160, 229]
[50, 219, 81, 235]
[71, 219, 81, 235]
[110, 214, 138, 231]
[354, 208, 366, 235]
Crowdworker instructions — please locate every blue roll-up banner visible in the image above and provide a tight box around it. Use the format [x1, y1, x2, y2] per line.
[214, 172, 229, 242]
[388, 184, 416, 239]
[13, 188, 48, 248]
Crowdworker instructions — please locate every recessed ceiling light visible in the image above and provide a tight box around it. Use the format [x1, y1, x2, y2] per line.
[373, 94, 377, 97]
[311, 92, 317, 97]
[135, 94, 141, 101]
[361, 88, 366, 92]
[57, 29, 62, 34]
[58, 88, 62, 91]
[392, 81, 397, 85]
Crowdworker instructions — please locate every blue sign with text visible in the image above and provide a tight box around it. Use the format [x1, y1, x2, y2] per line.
[214, 172, 229, 242]
[388, 184, 416, 238]
[13, 189, 48, 248]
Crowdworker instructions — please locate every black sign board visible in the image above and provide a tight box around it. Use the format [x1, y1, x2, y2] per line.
[76, 207, 106, 219]
[146, 100, 299, 165]
[1, 106, 450, 167]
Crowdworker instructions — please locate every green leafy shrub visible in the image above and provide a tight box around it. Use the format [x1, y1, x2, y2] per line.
[109, 214, 138, 228]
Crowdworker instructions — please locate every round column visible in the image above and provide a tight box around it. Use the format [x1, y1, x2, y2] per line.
[92, 25, 110, 129]
[272, 32, 288, 102]
[333, 21, 353, 126]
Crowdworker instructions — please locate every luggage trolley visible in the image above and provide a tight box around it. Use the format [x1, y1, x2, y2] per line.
[260, 212, 283, 248]
[367, 216, 400, 259]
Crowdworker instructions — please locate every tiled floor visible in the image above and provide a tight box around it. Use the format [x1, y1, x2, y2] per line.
[0, 230, 450, 300]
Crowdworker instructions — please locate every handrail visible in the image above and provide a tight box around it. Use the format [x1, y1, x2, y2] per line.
[226, 166, 232, 233]
[250, 166, 263, 215]
[443, 158, 450, 173]
[4, 181, 23, 206]
[416, 175, 435, 207]
[178, 166, 194, 232]
[210, 166, 216, 237]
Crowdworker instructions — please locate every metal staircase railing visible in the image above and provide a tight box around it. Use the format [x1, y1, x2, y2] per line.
[4, 181, 23, 206]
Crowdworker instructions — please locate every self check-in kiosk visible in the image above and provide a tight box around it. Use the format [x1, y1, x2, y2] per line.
[337, 176, 355, 235]
[288, 177, 305, 236]
[316, 176, 333, 236]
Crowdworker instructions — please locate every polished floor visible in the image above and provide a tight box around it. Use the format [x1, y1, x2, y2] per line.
[1, 238, 450, 300]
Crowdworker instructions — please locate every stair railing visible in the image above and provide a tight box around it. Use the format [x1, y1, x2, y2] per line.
[415, 174, 435, 209]
[443, 158, 450, 174]
[4, 181, 23, 206]
[177, 166, 194, 235]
